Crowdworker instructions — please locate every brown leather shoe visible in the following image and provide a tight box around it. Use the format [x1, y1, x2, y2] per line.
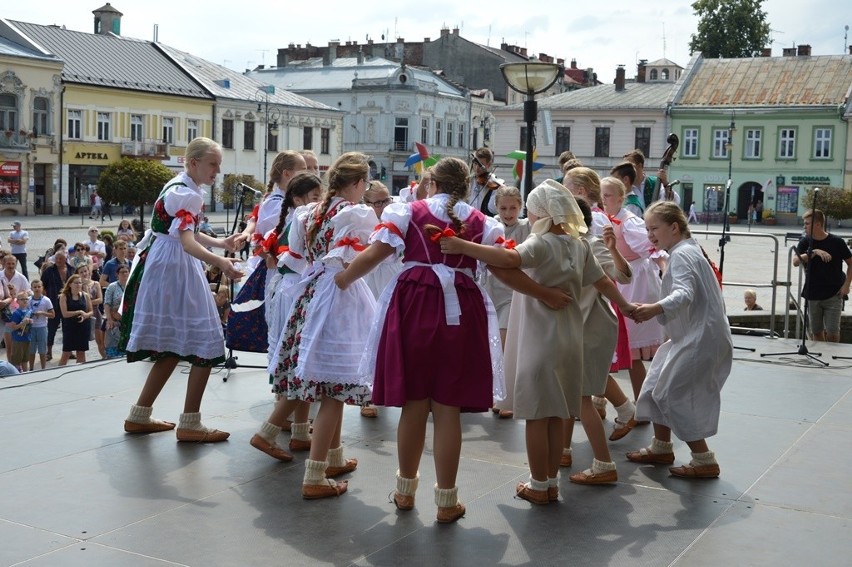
[124, 420, 176, 433]
[669, 463, 720, 479]
[360, 406, 378, 418]
[288, 438, 312, 452]
[498, 409, 514, 419]
[250, 434, 293, 462]
[609, 417, 638, 441]
[569, 469, 618, 485]
[547, 486, 559, 502]
[302, 480, 348, 499]
[437, 503, 466, 523]
[626, 449, 675, 465]
[515, 482, 549, 505]
[326, 458, 358, 478]
[560, 452, 573, 468]
[176, 428, 230, 443]
[392, 491, 415, 511]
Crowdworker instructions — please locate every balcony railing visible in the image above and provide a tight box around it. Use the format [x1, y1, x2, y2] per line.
[0, 131, 31, 149]
[121, 140, 169, 159]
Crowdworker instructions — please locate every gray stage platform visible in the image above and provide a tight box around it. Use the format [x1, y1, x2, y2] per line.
[1, 335, 851, 566]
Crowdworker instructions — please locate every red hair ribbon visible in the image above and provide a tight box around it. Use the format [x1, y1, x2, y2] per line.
[607, 214, 622, 226]
[174, 209, 196, 231]
[374, 222, 403, 240]
[430, 227, 457, 242]
[336, 236, 366, 251]
[255, 231, 278, 255]
[495, 236, 516, 249]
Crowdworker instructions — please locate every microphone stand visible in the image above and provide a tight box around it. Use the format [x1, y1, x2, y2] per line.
[760, 189, 828, 366]
[218, 183, 267, 380]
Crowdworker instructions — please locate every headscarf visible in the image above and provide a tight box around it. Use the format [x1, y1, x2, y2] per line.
[526, 179, 587, 238]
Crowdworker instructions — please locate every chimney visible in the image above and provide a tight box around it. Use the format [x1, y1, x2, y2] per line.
[782, 47, 796, 56]
[571, 58, 577, 69]
[357, 48, 364, 65]
[324, 41, 339, 66]
[424, 37, 430, 42]
[93, 2, 123, 36]
[520, 47, 527, 57]
[615, 66, 626, 91]
[761, 47, 772, 57]
[557, 58, 564, 66]
[452, 27, 459, 36]
[637, 59, 647, 83]
[797, 44, 812, 56]
[441, 27, 450, 38]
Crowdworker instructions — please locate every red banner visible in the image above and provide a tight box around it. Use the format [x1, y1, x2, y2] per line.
[0, 162, 21, 177]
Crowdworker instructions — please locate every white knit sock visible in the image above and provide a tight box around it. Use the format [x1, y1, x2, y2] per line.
[434, 485, 460, 508]
[126, 404, 153, 424]
[650, 437, 674, 454]
[614, 400, 636, 424]
[690, 451, 717, 466]
[591, 459, 617, 474]
[592, 396, 607, 410]
[291, 422, 311, 442]
[258, 421, 282, 443]
[178, 412, 205, 431]
[327, 446, 346, 467]
[303, 459, 328, 485]
[562, 447, 573, 457]
[396, 470, 419, 496]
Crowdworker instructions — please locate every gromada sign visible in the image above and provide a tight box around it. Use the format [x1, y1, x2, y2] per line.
[790, 176, 831, 185]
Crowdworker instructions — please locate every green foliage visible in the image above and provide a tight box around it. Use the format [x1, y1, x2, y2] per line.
[689, 0, 772, 58]
[97, 157, 173, 207]
[802, 187, 852, 224]
[218, 174, 265, 210]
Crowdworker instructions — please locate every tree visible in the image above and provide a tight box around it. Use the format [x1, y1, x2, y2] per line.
[218, 173, 265, 211]
[689, 0, 772, 58]
[802, 187, 852, 227]
[97, 157, 173, 229]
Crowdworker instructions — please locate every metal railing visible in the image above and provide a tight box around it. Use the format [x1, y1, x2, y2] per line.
[691, 229, 793, 338]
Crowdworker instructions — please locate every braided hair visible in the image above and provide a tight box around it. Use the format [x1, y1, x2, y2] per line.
[305, 152, 369, 250]
[430, 157, 470, 233]
[274, 172, 324, 236]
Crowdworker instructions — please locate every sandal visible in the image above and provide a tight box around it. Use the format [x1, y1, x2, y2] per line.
[391, 491, 415, 511]
[250, 434, 293, 462]
[609, 417, 638, 441]
[626, 447, 675, 465]
[360, 406, 378, 418]
[436, 503, 466, 523]
[515, 482, 549, 505]
[302, 479, 348, 499]
[669, 463, 720, 478]
[326, 458, 358, 478]
[569, 469, 618, 485]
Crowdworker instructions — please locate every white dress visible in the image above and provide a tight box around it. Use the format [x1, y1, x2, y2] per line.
[612, 207, 665, 351]
[125, 172, 224, 363]
[635, 238, 733, 441]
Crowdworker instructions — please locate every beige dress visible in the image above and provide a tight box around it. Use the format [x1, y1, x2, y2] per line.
[500, 233, 604, 419]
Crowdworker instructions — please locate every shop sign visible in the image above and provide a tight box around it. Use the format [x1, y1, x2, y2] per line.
[0, 162, 21, 176]
[790, 175, 831, 185]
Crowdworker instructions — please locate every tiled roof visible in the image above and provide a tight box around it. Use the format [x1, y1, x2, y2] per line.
[156, 44, 337, 111]
[522, 81, 677, 111]
[0, 35, 60, 62]
[8, 20, 210, 98]
[676, 55, 852, 107]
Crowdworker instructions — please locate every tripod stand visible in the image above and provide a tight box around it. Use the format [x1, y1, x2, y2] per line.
[760, 189, 828, 366]
[218, 183, 268, 381]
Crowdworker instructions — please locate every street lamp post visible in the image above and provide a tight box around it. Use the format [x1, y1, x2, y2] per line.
[256, 86, 280, 182]
[500, 61, 563, 202]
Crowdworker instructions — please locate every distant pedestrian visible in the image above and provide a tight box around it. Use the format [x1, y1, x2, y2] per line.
[90, 192, 103, 219]
[687, 201, 698, 224]
[8, 221, 28, 279]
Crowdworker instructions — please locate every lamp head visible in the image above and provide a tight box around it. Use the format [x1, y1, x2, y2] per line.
[500, 62, 563, 95]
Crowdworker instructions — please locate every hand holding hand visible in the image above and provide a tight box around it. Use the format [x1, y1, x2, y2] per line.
[631, 303, 661, 323]
[222, 233, 242, 254]
[220, 257, 245, 280]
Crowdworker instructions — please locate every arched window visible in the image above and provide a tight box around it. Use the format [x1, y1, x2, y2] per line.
[649, 69, 658, 81]
[661, 69, 670, 80]
[0, 93, 17, 131]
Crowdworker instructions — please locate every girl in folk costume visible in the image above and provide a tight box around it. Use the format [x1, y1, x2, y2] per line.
[358, 180, 404, 419]
[260, 172, 322, 449]
[335, 157, 505, 523]
[560, 198, 632, 485]
[439, 180, 634, 505]
[628, 202, 732, 478]
[228, 152, 307, 354]
[121, 137, 242, 442]
[600, 176, 665, 402]
[253, 152, 377, 500]
[484, 186, 531, 419]
[563, 169, 638, 441]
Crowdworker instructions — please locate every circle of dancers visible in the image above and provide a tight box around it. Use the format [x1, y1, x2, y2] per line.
[120, 140, 732, 523]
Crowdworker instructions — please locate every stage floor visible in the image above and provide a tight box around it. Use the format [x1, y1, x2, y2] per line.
[1, 335, 851, 566]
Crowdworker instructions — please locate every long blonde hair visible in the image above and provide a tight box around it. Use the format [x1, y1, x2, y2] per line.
[430, 157, 470, 233]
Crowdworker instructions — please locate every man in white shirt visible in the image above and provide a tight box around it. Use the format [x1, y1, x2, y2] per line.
[8, 221, 28, 279]
[87, 226, 107, 261]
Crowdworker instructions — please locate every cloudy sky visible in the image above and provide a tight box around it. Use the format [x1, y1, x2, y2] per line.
[5, 1, 850, 83]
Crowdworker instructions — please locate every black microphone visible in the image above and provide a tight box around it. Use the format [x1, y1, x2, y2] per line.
[237, 182, 263, 198]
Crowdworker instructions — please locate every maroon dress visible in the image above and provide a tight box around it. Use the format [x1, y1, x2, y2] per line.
[371, 200, 493, 412]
